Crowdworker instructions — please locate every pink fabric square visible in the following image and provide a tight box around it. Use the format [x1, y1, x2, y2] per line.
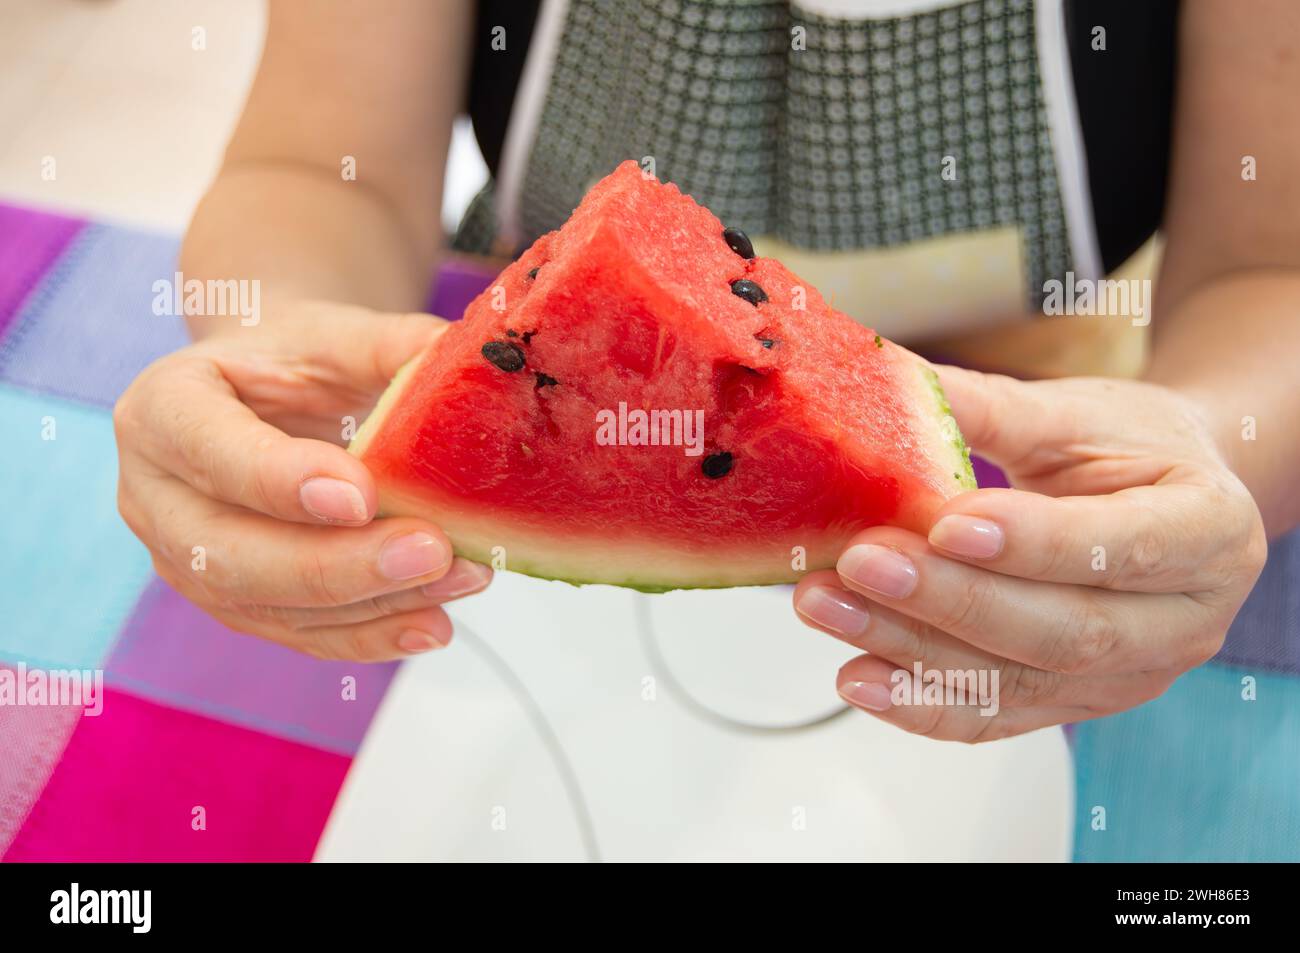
[3, 688, 350, 861]
[0, 204, 85, 337]
[0, 666, 84, 856]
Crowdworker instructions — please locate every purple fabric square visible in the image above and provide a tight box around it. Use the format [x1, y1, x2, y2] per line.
[0, 223, 190, 407]
[970, 454, 1009, 489]
[0, 204, 86, 340]
[426, 257, 496, 320]
[106, 578, 397, 756]
[1215, 527, 1300, 675]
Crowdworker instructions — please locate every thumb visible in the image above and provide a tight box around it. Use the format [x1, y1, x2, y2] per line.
[330, 307, 449, 390]
[264, 301, 448, 391]
[932, 364, 1066, 471]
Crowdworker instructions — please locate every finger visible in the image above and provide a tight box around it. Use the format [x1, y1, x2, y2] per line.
[794, 574, 1175, 711]
[245, 558, 493, 628]
[123, 355, 378, 525]
[341, 310, 445, 390]
[931, 364, 1068, 471]
[834, 526, 1217, 676]
[190, 309, 446, 444]
[835, 654, 1090, 742]
[394, 557, 492, 605]
[141, 470, 455, 608]
[292, 606, 455, 663]
[792, 570, 874, 637]
[927, 483, 1251, 593]
[797, 569, 1007, 672]
[241, 306, 445, 394]
[148, 556, 457, 663]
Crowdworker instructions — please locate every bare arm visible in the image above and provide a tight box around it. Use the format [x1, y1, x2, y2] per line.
[115, 2, 489, 663]
[1145, 0, 1300, 537]
[181, 0, 471, 330]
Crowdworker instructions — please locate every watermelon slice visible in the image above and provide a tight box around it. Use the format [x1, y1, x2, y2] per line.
[351, 161, 974, 591]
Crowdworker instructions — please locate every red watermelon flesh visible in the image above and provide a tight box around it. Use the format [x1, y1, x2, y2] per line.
[351, 161, 974, 590]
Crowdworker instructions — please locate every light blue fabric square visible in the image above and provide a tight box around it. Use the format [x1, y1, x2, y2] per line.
[0, 385, 152, 669]
[1072, 660, 1300, 861]
[0, 224, 190, 408]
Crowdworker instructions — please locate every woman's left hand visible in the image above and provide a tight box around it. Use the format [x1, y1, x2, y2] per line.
[793, 366, 1268, 742]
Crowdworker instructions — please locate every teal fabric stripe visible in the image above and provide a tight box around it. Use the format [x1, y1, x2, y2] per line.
[0, 384, 153, 669]
[1072, 660, 1300, 861]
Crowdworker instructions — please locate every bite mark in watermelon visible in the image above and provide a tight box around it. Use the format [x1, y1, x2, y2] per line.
[351, 161, 975, 591]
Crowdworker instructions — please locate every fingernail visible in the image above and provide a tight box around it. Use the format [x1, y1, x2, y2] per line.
[838, 544, 918, 599]
[839, 680, 893, 711]
[421, 559, 492, 600]
[378, 532, 450, 580]
[929, 515, 1003, 559]
[796, 585, 870, 637]
[300, 477, 368, 523]
[398, 627, 448, 653]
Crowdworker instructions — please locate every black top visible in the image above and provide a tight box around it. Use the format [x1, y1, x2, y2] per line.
[465, 0, 1179, 275]
[1064, 0, 1178, 273]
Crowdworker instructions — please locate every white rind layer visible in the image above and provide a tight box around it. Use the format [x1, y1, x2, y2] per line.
[372, 484, 845, 591]
[349, 351, 424, 459]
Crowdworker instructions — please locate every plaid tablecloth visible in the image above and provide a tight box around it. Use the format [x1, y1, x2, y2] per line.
[0, 201, 1296, 861]
[0, 203, 494, 860]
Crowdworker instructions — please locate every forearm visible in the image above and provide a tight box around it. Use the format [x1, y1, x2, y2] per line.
[1145, 269, 1300, 537]
[177, 0, 468, 339]
[180, 159, 434, 339]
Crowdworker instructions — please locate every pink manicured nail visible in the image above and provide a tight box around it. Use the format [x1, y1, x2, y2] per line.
[378, 532, 450, 580]
[422, 559, 492, 600]
[838, 544, 918, 599]
[299, 477, 368, 523]
[397, 628, 447, 653]
[796, 585, 870, 636]
[929, 515, 1004, 559]
[840, 680, 893, 711]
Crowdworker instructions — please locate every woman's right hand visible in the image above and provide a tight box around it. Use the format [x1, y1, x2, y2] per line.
[114, 300, 491, 662]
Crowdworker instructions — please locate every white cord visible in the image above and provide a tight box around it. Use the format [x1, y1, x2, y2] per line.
[632, 595, 852, 735]
[452, 596, 850, 864]
[455, 622, 603, 863]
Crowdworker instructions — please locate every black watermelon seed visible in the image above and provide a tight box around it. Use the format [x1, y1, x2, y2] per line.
[521, 330, 537, 345]
[702, 451, 733, 479]
[481, 341, 526, 373]
[758, 338, 775, 349]
[730, 279, 768, 306]
[505, 329, 519, 338]
[722, 227, 755, 260]
[535, 372, 559, 388]
[526, 267, 540, 280]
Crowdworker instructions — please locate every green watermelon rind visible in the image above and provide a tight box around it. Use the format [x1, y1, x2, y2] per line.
[923, 365, 977, 491]
[445, 536, 782, 592]
[496, 564, 713, 595]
